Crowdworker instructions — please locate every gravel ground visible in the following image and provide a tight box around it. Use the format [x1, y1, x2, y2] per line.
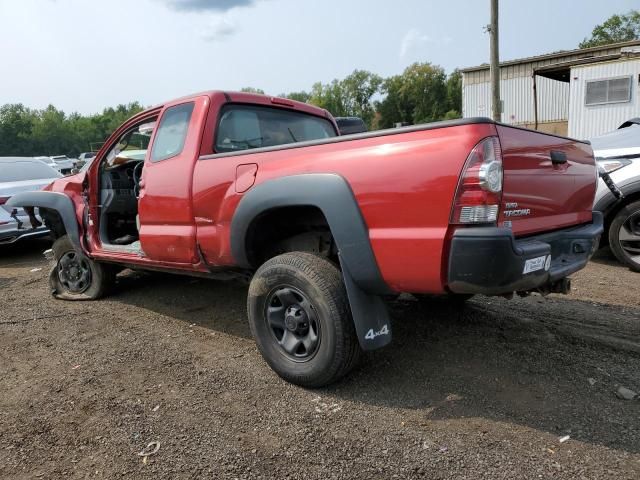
[0, 239, 639, 479]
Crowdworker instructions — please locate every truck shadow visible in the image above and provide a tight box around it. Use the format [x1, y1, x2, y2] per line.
[111, 270, 253, 340]
[111, 270, 640, 454]
[339, 295, 640, 454]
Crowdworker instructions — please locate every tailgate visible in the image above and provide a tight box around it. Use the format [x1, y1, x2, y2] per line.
[497, 125, 597, 237]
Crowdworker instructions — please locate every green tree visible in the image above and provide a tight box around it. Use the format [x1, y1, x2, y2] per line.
[308, 70, 382, 128]
[340, 70, 383, 127]
[240, 87, 266, 94]
[0, 102, 144, 157]
[0, 104, 36, 156]
[309, 79, 347, 117]
[445, 69, 462, 118]
[579, 10, 640, 48]
[376, 62, 448, 128]
[279, 91, 311, 103]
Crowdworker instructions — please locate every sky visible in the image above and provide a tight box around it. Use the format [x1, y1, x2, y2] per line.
[0, 0, 638, 115]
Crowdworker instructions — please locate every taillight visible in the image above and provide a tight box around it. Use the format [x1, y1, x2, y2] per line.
[450, 136, 503, 225]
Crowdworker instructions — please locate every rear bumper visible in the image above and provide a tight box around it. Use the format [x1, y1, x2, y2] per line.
[447, 211, 604, 295]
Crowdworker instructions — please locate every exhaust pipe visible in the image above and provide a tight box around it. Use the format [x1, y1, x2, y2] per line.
[551, 277, 571, 294]
[541, 277, 572, 295]
[524, 277, 572, 297]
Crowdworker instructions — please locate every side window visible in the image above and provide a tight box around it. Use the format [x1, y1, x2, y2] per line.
[150, 102, 195, 162]
[215, 104, 337, 153]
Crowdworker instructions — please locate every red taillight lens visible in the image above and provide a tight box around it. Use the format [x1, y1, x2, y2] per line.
[450, 136, 503, 225]
[0, 196, 9, 206]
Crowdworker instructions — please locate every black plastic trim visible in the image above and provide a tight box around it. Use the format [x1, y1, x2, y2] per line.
[447, 212, 604, 295]
[6, 191, 81, 250]
[595, 180, 640, 217]
[231, 174, 392, 350]
[230, 173, 389, 295]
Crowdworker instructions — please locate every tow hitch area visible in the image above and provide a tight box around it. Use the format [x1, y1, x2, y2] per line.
[518, 277, 572, 297]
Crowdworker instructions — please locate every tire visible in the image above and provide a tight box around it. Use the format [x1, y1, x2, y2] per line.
[608, 200, 640, 272]
[49, 235, 116, 300]
[247, 252, 360, 388]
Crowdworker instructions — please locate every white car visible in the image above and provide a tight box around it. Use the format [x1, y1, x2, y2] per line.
[76, 152, 97, 169]
[0, 157, 61, 244]
[34, 155, 61, 173]
[50, 155, 75, 175]
[593, 119, 640, 271]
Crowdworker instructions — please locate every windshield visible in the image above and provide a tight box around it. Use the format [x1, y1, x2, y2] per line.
[35, 157, 55, 165]
[0, 161, 61, 182]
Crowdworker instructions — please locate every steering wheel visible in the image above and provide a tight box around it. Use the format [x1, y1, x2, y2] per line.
[133, 162, 144, 198]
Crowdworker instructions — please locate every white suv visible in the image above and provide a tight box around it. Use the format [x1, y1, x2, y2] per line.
[593, 119, 640, 271]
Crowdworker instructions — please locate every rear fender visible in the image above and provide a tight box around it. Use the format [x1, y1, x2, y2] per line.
[230, 174, 392, 350]
[6, 191, 82, 250]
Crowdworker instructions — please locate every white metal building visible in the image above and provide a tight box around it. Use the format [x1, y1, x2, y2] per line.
[461, 40, 640, 139]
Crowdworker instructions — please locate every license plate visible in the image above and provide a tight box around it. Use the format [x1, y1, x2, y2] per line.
[523, 255, 547, 274]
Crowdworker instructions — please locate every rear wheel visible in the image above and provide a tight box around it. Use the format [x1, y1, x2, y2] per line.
[50, 235, 116, 300]
[247, 252, 360, 388]
[609, 200, 640, 272]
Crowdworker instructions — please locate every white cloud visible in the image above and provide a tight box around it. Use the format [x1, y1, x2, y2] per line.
[165, 0, 257, 12]
[199, 17, 238, 42]
[399, 28, 432, 57]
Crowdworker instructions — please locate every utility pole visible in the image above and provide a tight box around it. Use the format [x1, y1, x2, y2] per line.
[489, 0, 501, 121]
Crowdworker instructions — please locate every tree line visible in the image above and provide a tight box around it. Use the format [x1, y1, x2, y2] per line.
[0, 102, 144, 157]
[245, 63, 462, 129]
[0, 10, 637, 158]
[0, 62, 460, 158]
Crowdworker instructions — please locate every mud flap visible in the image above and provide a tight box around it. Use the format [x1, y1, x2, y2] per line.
[340, 255, 391, 350]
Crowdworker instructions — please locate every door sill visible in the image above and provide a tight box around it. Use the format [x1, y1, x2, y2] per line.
[101, 240, 144, 255]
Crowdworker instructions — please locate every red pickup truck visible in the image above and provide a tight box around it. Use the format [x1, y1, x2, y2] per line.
[8, 91, 603, 387]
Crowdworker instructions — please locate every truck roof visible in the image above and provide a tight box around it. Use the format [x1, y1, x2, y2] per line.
[142, 90, 332, 122]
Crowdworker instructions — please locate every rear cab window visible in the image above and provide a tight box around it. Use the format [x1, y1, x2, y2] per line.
[215, 104, 337, 153]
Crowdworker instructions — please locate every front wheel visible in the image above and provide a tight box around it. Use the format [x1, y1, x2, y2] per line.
[609, 200, 640, 272]
[247, 252, 360, 388]
[50, 235, 116, 300]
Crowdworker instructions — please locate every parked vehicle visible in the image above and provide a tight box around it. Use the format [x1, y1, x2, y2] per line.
[50, 155, 75, 175]
[0, 157, 61, 244]
[335, 116, 367, 135]
[34, 156, 62, 173]
[75, 152, 97, 169]
[593, 119, 640, 271]
[7, 91, 602, 387]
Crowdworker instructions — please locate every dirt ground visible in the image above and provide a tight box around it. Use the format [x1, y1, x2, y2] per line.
[0, 240, 639, 479]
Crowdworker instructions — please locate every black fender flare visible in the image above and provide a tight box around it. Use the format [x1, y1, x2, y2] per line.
[595, 180, 640, 215]
[6, 191, 81, 250]
[231, 174, 392, 350]
[595, 179, 640, 243]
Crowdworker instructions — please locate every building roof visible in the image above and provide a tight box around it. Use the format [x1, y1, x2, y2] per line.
[461, 39, 640, 73]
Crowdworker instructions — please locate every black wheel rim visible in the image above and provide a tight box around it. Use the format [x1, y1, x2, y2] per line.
[264, 286, 320, 361]
[618, 210, 640, 266]
[57, 251, 92, 294]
